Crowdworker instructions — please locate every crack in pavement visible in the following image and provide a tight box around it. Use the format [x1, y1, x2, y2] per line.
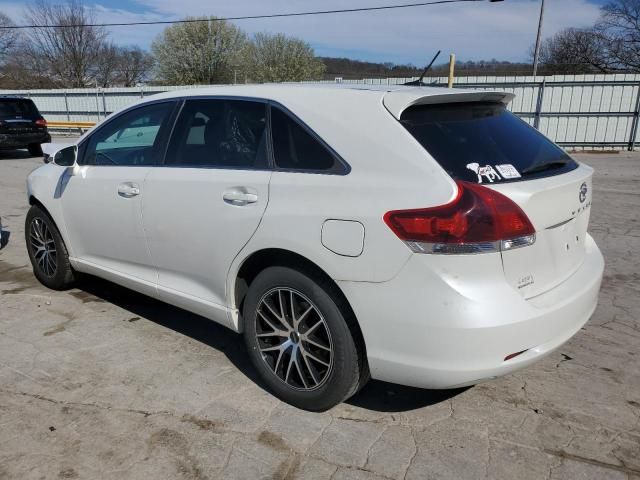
[1, 389, 255, 438]
[402, 427, 418, 480]
[543, 448, 640, 476]
[0, 388, 173, 418]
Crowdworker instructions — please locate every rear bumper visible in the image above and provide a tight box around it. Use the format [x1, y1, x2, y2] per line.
[0, 132, 51, 148]
[338, 234, 604, 389]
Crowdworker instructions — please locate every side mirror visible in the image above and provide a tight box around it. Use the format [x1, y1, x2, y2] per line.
[53, 146, 77, 166]
[43, 144, 76, 166]
[42, 143, 77, 167]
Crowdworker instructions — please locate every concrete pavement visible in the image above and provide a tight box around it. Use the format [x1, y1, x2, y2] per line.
[0, 148, 638, 479]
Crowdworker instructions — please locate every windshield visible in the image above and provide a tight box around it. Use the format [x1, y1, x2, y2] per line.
[400, 102, 577, 183]
[0, 99, 40, 119]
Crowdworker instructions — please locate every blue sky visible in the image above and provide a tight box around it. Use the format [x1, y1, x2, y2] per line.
[0, 0, 608, 64]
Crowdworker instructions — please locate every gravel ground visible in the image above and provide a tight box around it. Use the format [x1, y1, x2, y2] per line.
[0, 146, 638, 480]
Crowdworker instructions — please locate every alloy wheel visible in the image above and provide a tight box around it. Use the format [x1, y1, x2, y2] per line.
[29, 217, 57, 277]
[255, 287, 334, 391]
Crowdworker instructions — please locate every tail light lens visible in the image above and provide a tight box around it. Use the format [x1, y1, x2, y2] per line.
[384, 180, 536, 254]
[35, 118, 47, 127]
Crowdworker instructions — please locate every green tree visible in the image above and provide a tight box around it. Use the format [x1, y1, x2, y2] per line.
[152, 17, 247, 85]
[246, 33, 325, 83]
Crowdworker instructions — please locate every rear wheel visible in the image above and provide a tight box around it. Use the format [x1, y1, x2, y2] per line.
[243, 266, 366, 411]
[25, 205, 75, 290]
[28, 143, 43, 156]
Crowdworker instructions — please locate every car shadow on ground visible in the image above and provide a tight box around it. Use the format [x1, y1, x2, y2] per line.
[348, 381, 467, 413]
[77, 275, 466, 413]
[0, 149, 32, 160]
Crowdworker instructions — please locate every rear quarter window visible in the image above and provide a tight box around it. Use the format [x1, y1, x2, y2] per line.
[270, 106, 347, 174]
[0, 99, 40, 118]
[400, 102, 578, 183]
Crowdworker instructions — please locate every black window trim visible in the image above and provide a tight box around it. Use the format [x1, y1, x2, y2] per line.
[77, 95, 351, 175]
[77, 98, 181, 167]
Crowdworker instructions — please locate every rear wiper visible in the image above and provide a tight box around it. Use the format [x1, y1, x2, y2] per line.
[521, 161, 569, 175]
[403, 50, 441, 87]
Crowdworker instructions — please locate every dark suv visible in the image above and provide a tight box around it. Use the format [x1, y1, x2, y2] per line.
[0, 96, 50, 156]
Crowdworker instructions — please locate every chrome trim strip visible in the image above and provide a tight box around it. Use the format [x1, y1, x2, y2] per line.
[546, 217, 574, 230]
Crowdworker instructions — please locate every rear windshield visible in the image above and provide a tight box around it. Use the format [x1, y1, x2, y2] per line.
[0, 99, 40, 119]
[400, 102, 577, 183]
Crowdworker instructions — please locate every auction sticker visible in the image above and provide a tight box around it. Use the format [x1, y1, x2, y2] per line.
[495, 164, 521, 179]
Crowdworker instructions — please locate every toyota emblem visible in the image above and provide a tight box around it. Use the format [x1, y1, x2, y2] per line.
[579, 182, 588, 203]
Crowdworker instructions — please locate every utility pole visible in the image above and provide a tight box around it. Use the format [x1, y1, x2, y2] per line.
[532, 0, 546, 77]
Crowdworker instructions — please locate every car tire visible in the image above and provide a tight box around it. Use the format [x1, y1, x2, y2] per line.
[25, 205, 75, 290]
[243, 266, 367, 411]
[28, 143, 43, 156]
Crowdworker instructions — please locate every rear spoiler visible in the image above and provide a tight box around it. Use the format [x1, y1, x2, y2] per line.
[383, 89, 515, 120]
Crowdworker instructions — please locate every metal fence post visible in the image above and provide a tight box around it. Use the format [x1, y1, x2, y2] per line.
[628, 83, 640, 151]
[95, 84, 101, 121]
[102, 90, 107, 119]
[533, 79, 546, 130]
[63, 90, 70, 121]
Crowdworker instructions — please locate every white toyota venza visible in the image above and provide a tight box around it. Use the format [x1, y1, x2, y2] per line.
[26, 85, 604, 411]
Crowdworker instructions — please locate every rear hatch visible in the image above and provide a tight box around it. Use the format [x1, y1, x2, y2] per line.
[0, 98, 45, 135]
[490, 167, 592, 298]
[390, 95, 592, 298]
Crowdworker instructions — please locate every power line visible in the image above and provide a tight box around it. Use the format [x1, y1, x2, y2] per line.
[0, 0, 499, 30]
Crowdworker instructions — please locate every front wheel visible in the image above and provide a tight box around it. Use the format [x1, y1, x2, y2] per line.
[243, 266, 367, 411]
[25, 205, 75, 290]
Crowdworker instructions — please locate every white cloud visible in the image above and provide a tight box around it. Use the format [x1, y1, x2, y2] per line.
[132, 0, 602, 62]
[0, 0, 603, 63]
[91, 4, 165, 46]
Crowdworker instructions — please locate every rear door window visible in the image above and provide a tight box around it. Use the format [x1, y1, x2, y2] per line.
[165, 99, 268, 169]
[400, 102, 577, 183]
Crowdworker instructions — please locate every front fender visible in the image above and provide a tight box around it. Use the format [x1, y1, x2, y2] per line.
[27, 164, 76, 258]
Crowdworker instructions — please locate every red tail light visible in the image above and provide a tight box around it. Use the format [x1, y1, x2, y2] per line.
[35, 118, 47, 127]
[384, 181, 535, 254]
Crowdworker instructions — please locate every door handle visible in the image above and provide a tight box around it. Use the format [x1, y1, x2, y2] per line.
[223, 188, 258, 206]
[117, 182, 140, 198]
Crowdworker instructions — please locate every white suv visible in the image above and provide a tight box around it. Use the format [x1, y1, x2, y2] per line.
[26, 85, 604, 411]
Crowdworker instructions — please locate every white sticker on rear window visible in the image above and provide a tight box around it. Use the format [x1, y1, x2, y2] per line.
[495, 164, 521, 179]
[466, 163, 501, 183]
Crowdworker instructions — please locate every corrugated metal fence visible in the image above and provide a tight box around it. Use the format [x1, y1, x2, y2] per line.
[2, 73, 640, 150]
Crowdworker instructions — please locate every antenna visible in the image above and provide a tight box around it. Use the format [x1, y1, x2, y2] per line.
[404, 50, 441, 86]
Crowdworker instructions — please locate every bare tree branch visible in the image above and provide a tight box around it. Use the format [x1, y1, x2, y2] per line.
[23, 0, 108, 87]
[0, 12, 19, 61]
[115, 46, 153, 86]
